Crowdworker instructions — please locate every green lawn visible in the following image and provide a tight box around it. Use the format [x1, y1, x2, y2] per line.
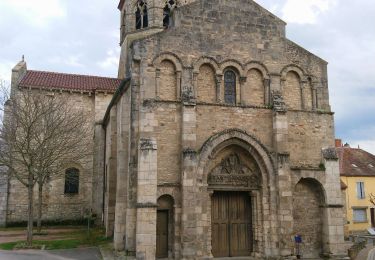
[0, 227, 110, 250]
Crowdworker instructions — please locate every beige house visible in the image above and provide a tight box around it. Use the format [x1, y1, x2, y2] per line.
[0, 0, 349, 259]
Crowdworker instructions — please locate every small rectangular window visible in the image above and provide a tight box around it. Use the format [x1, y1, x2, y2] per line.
[353, 208, 367, 223]
[357, 182, 365, 199]
[64, 168, 79, 194]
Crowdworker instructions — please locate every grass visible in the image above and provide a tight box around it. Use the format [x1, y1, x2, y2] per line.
[0, 226, 111, 250]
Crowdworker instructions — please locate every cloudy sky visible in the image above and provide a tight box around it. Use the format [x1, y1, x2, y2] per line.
[0, 0, 374, 153]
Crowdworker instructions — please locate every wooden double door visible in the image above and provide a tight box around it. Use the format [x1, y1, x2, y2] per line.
[211, 191, 253, 257]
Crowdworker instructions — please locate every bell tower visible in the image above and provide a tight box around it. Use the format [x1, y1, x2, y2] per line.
[117, 0, 195, 78]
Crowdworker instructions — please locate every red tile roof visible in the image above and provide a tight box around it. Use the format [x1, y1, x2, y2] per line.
[19, 70, 122, 93]
[336, 147, 375, 177]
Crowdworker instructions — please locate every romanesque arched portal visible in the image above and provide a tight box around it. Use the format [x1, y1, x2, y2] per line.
[195, 129, 277, 258]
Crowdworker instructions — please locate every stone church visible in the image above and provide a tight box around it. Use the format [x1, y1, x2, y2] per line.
[0, 0, 348, 259]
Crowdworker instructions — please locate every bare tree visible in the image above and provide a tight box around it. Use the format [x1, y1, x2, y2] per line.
[0, 85, 91, 246]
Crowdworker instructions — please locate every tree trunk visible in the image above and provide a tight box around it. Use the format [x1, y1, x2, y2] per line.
[26, 176, 34, 246]
[37, 182, 43, 233]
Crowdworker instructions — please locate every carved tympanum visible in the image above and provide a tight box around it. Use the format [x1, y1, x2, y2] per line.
[208, 154, 260, 189]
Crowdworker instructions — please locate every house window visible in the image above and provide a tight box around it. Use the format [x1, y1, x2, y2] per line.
[64, 168, 79, 194]
[224, 70, 236, 104]
[353, 208, 367, 223]
[357, 181, 365, 199]
[135, 0, 148, 30]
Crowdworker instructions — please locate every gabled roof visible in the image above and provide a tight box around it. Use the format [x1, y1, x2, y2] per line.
[19, 70, 122, 93]
[336, 147, 375, 177]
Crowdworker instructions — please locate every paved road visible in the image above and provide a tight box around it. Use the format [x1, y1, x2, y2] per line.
[0, 247, 102, 260]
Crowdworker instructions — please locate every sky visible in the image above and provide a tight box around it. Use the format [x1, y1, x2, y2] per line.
[0, 0, 374, 154]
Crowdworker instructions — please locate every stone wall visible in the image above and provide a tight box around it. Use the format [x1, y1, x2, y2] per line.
[5, 91, 98, 223]
[0, 169, 8, 226]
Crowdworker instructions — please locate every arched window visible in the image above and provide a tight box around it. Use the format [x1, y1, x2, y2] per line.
[163, 0, 177, 28]
[135, 0, 148, 30]
[224, 70, 236, 104]
[64, 168, 79, 194]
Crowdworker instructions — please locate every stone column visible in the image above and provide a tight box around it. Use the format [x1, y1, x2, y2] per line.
[92, 123, 105, 224]
[240, 76, 247, 105]
[136, 138, 158, 260]
[113, 93, 131, 251]
[264, 78, 271, 106]
[176, 71, 182, 99]
[272, 90, 294, 256]
[155, 69, 161, 98]
[215, 74, 222, 103]
[312, 81, 318, 110]
[192, 72, 199, 100]
[180, 86, 199, 258]
[301, 80, 308, 110]
[321, 148, 348, 258]
[105, 108, 118, 237]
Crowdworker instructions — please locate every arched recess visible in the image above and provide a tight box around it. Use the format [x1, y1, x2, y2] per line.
[293, 178, 327, 258]
[244, 62, 270, 106]
[196, 64, 216, 103]
[196, 129, 277, 257]
[157, 194, 175, 258]
[153, 53, 183, 100]
[192, 57, 220, 103]
[280, 65, 306, 110]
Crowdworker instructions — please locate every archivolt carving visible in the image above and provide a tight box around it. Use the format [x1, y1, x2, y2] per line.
[208, 154, 260, 189]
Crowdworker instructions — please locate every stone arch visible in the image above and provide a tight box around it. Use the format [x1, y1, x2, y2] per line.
[196, 129, 277, 256]
[281, 66, 304, 110]
[293, 177, 326, 258]
[196, 63, 216, 103]
[245, 61, 270, 79]
[193, 56, 220, 74]
[220, 59, 245, 77]
[157, 194, 175, 258]
[198, 129, 275, 190]
[153, 53, 183, 99]
[244, 69, 265, 106]
[153, 52, 183, 72]
[280, 64, 306, 81]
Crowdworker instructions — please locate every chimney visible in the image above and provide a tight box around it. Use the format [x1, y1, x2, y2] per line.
[335, 139, 342, 148]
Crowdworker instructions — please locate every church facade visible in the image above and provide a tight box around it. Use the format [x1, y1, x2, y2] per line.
[0, 0, 348, 259]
